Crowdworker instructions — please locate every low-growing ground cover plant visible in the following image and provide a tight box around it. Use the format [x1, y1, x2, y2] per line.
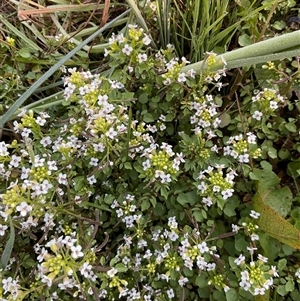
[1, 23, 300, 301]
[1, 1, 300, 301]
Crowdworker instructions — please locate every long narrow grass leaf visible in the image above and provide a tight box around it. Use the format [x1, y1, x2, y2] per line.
[126, 0, 148, 32]
[1, 217, 15, 269]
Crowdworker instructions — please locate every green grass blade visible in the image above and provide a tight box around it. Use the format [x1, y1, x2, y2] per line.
[1, 217, 15, 269]
[0, 9, 130, 128]
[126, 0, 149, 32]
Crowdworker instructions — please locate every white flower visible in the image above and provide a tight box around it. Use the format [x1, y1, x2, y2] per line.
[239, 154, 249, 163]
[161, 173, 171, 183]
[178, 276, 188, 287]
[232, 224, 240, 232]
[177, 73, 187, 83]
[106, 127, 118, 139]
[58, 173, 68, 185]
[0, 224, 8, 236]
[16, 202, 32, 217]
[258, 254, 268, 262]
[142, 34, 151, 45]
[270, 101, 278, 110]
[21, 167, 30, 179]
[166, 288, 174, 299]
[221, 189, 234, 200]
[250, 210, 260, 219]
[241, 270, 249, 280]
[252, 110, 263, 121]
[10, 155, 21, 167]
[234, 254, 245, 266]
[271, 265, 279, 277]
[87, 175, 97, 185]
[137, 53, 148, 63]
[80, 262, 93, 277]
[247, 132, 256, 144]
[186, 69, 196, 78]
[71, 245, 84, 259]
[47, 161, 58, 171]
[197, 182, 207, 193]
[122, 44, 133, 55]
[107, 267, 118, 278]
[98, 94, 109, 105]
[90, 157, 99, 167]
[198, 242, 209, 253]
[254, 287, 265, 295]
[239, 280, 251, 291]
[202, 197, 213, 207]
[250, 234, 259, 241]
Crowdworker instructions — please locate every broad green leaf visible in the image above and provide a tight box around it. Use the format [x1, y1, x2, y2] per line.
[253, 188, 300, 250]
[219, 112, 231, 128]
[262, 186, 292, 218]
[1, 217, 15, 269]
[267, 147, 277, 159]
[238, 34, 253, 46]
[18, 47, 32, 58]
[143, 113, 154, 122]
[115, 263, 128, 272]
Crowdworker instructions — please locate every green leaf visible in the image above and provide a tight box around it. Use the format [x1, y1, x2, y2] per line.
[285, 279, 294, 292]
[219, 113, 231, 128]
[138, 93, 148, 104]
[260, 160, 273, 171]
[287, 161, 300, 178]
[195, 274, 207, 287]
[143, 113, 154, 122]
[160, 186, 169, 199]
[278, 149, 290, 160]
[153, 203, 166, 217]
[272, 21, 286, 30]
[253, 184, 300, 249]
[277, 285, 288, 296]
[192, 209, 204, 222]
[74, 176, 85, 191]
[238, 34, 252, 46]
[141, 199, 150, 211]
[226, 289, 238, 301]
[259, 233, 280, 261]
[1, 217, 15, 269]
[18, 47, 32, 58]
[267, 147, 277, 159]
[285, 123, 297, 133]
[177, 191, 197, 206]
[278, 258, 287, 270]
[261, 186, 293, 218]
[115, 263, 128, 272]
[124, 162, 132, 170]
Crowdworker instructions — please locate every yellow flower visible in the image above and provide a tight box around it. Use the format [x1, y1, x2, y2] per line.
[6, 37, 15, 47]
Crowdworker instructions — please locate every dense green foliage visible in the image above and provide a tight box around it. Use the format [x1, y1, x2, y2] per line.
[1, 1, 300, 301]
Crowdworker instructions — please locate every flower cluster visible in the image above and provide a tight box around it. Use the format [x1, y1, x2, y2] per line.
[197, 165, 236, 207]
[251, 88, 286, 120]
[189, 93, 221, 135]
[141, 143, 185, 184]
[224, 133, 262, 163]
[234, 254, 279, 295]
